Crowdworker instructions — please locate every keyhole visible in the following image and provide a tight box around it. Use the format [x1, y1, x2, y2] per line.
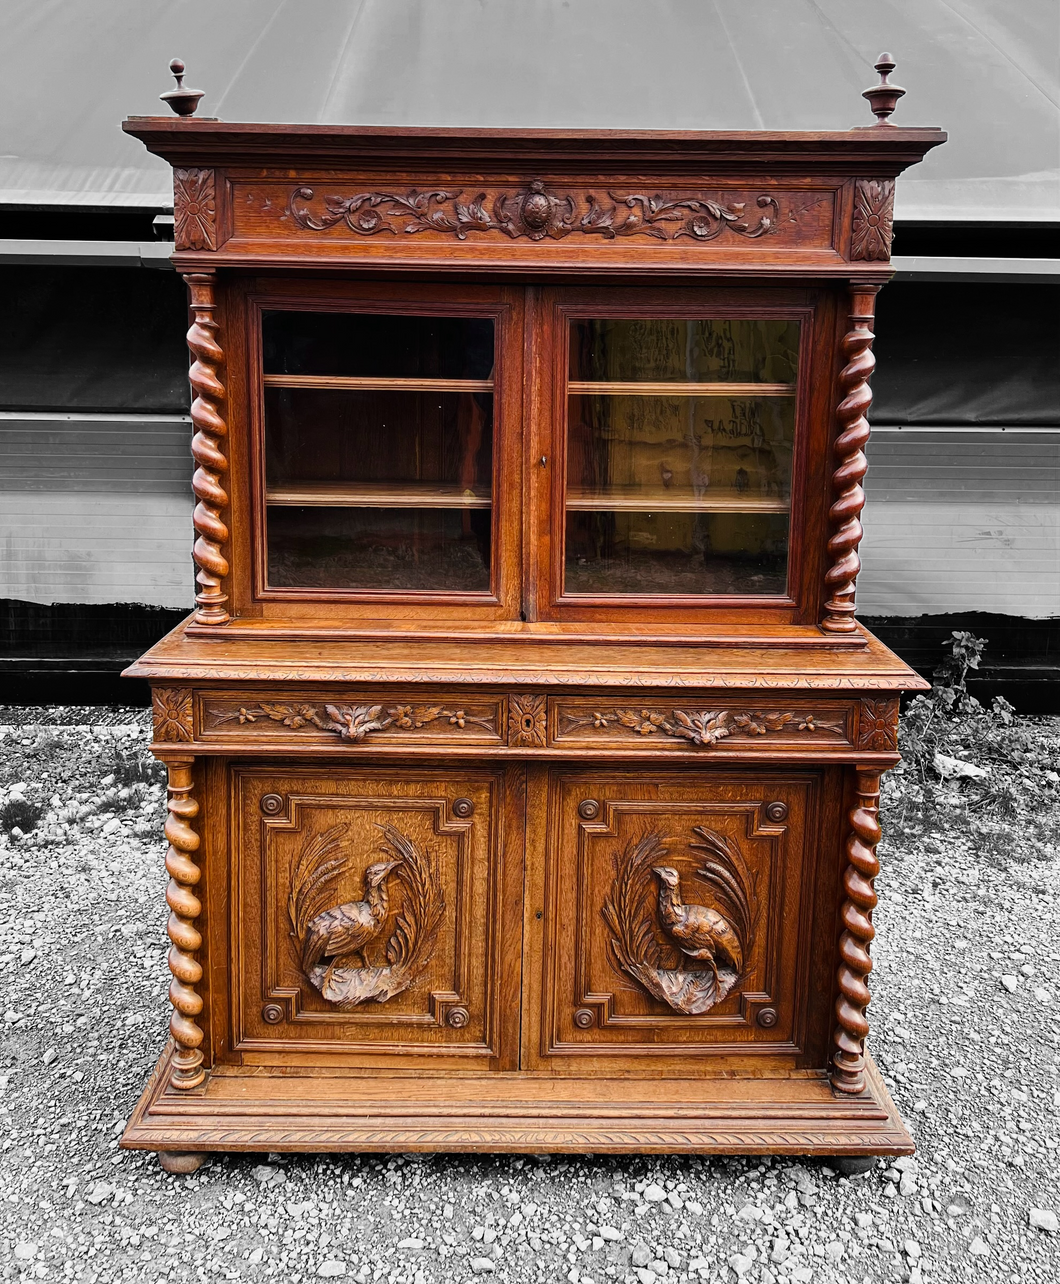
[522, 714, 536, 733]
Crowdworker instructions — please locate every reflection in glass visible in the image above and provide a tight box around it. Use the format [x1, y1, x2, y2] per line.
[263, 311, 495, 380]
[564, 317, 799, 597]
[267, 508, 491, 592]
[570, 318, 800, 385]
[262, 310, 495, 593]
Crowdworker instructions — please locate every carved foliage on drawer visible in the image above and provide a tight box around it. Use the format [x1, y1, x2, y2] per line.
[552, 701, 851, 751]
[288, 181, 784, 243]
[237, 770, 498, 1053]
[203, 696, 504, 745]
[544, 775, 814, 1055]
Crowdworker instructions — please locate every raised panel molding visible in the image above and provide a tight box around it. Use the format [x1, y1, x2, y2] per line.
[234, 771, 501, 1056]
[540, 777, 814, 1060]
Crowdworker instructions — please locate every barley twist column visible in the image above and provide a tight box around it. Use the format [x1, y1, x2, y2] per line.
[831, 768, 882, 1095]
[164, 757, 206, 1089]
[185, 271, 230, 625]
[822, 285, 879, 633]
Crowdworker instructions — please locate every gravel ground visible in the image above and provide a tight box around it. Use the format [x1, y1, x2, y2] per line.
[1, 707, 1058, 1284]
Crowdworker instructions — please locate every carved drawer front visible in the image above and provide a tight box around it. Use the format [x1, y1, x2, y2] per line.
[233, 766, 513, 1066]
[199, 692, 506, 747]
[536, 770, 817, 1066]
[549, 699, 854, 753]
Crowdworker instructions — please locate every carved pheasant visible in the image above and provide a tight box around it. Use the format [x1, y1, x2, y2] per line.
[651, 865, 743, 988]
[300, 856, 402, 985]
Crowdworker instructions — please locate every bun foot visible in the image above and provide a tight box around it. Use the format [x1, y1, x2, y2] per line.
[831, 1155, 879, 1176]
[158, 1151, 207, 1174]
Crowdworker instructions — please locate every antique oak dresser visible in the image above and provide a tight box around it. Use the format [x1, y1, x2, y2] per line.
[120, 57, 944, 1171]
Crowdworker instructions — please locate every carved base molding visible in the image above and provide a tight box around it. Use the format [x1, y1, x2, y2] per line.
[122, 1042, 912, 1156]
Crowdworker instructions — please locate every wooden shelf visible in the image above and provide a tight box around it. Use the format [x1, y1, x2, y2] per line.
[263, 375, 493, 393]
[567, 381, 795, 397]
[265, 482, 492, 508]
[567, 487, 789, 513]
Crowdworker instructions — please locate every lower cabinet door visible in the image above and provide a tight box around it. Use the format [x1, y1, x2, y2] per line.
[526, 768, 826, 1072]
[231, 764, 520, 1069]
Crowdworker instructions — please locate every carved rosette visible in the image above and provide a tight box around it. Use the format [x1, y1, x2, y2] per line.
[851, 179, 895, 261]
[163, 759, 206, 1089]
[831, 771, 882, 1095]
[289, 182, 782, 244]
[822, 286, 879, 633]
[509, 694, 547, 747]
[152, 688, 194, 743]
[173, 168, 217, 250]
[287, 822, 444, 1010]
[857, 697, 900, 751]
[184, 272, 230, 625]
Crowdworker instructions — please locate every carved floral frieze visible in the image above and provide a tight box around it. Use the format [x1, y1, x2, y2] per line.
[850, 179, 894, 261]
[558, 706, 846, 748]
[209, 700, 498, 742]
[289, 181, 782, 244]
[174, 168, 217, 250]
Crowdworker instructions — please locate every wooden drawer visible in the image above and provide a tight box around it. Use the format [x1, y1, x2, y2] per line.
[199, 692, 507, 747]
[526, 767, 826, 1072]
[549, 698, 858, 753]
[229, 764, 520, 1069]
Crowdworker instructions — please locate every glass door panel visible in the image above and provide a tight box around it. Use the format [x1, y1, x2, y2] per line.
[564, 318, 799, 597]
[262, 311, 495, 593]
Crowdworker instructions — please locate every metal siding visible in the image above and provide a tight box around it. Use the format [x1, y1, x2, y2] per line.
[859, 431, 1060, 619]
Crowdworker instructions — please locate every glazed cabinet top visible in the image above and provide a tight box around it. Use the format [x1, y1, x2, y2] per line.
[122, 90, 943, 685]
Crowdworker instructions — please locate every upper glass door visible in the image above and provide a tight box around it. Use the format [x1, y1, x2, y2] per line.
[563, 316, 800, 599]
[261, 309, 495, 594]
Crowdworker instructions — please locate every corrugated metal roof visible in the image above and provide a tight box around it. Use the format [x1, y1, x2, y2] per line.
[2, 0, 1057, 220]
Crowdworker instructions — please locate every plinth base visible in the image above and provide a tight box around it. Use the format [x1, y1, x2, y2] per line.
[121, 1042, 913, 1157]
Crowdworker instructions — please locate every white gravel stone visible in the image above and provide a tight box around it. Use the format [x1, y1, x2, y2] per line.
[317, 1262, 346, 1278]
[968, 1236, 990, 1256]
[1028, 1208, 1058, 1232]
[642, 1183, 667, 1202]
[469, 1258, 496, 1275]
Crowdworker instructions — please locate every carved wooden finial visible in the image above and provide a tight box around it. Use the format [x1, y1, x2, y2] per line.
[160, 57, 205, 117]
[862, 52, 905, 126]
